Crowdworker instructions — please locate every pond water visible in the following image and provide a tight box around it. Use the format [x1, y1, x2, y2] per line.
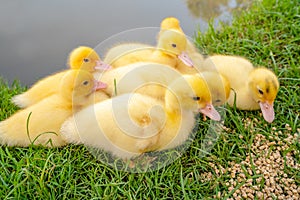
[0, 0, 250, 86]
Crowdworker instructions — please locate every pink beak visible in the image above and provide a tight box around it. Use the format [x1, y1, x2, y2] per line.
[94, 60, 112, 71]
[259, 101, 275, 123]
[93, 80, 108, 91]
[199, 103, 221, 121]
[178, 51, 194, 67]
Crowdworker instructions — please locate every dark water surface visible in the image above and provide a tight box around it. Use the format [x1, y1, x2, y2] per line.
[0, 0, 250, 86]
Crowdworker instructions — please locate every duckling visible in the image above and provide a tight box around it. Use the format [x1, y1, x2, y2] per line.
[12, 46, 111, 108]
[61, 74, 221, 159]
[202, 55, 279, 123]
[0, 70, 106, 147]
[161, 17, 204, 74]
[99, 62, 182, 100]
[103, 17, 194, 70]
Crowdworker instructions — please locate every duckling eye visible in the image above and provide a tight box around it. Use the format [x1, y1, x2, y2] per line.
[83, 58, 90, 63]
[192, 96, 201, 101]
[258, 89, 264, 95]
[82, 81, 89, 86]
[215, 99, 221, 103]
[171, 43, 177, 48]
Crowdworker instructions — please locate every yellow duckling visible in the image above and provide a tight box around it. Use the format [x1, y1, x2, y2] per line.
[202, 55, 279, 123]
[103, 17, 194, 70]
[0, 70, 106, 147]
[161, 17, 204, 74]
[99, 62, 182, 100]
[61, 74, 221, 159]
[12, 46, 111, 108]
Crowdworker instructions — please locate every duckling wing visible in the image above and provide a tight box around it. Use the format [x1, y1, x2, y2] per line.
[12, 71, 66, 108]
[1, 96, 69, 147]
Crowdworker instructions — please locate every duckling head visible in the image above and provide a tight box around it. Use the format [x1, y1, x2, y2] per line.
[160, 17, 183, 32]
[200, 72, 231, 106]
[60, 70, 107, 105]
[68, 46, 111, 72]
[157, 18, 194, 67]
[165, 74, 221, 121]
[248, 68, 279, 123]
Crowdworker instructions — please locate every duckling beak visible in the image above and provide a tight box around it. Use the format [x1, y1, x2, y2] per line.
[259, 101, 275, 123]
[94, 60, 112, 71]
[199, 104, 221, 121]
[178, 52, 194, 67]
[93, 80, 108, 91]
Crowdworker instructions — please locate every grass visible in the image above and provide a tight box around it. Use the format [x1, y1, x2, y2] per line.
[0, 0, 299, 198]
